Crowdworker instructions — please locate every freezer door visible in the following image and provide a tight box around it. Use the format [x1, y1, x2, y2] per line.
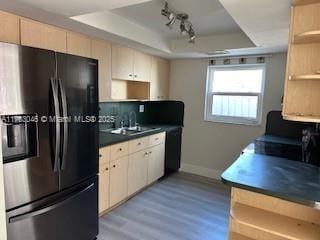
[6, 177, 98, 240]
[56, 53, 99, 190]
[0, 43, 59, 210]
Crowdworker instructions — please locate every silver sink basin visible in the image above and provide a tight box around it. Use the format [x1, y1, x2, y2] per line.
[100, 126, 161, 136]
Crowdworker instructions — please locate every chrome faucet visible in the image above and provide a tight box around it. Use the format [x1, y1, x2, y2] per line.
[129, 111, 137, 128]
[120, 113, 129, 129]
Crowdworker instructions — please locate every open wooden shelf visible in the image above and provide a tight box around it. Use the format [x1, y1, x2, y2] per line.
[231, 219, 290, 240]
[229, 232, 254, 240]
[293, 30, 320, 44]
[283, 114, 320, 123]
[111, 79, 149, 101]
[293, 0, 320, 6]
[289, 74, 320, 81]
[231, 203, 320, 240]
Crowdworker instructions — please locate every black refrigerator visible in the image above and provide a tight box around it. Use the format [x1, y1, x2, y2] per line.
[0, 42, 99, 240]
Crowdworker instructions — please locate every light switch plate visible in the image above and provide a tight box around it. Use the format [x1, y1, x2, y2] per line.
[139, 105, 144, 113]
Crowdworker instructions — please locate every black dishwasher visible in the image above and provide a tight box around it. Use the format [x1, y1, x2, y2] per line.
[165, 127, 182, 175]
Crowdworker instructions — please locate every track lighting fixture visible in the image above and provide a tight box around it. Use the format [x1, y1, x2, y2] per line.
[161, 1, 196, 43]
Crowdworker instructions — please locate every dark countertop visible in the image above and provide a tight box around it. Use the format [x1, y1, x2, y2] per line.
[99, 124, 181, 147]
[255, 135, 302, 146]
[221, 153, 320, 209]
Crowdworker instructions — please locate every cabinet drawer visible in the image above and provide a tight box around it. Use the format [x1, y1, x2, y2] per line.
[99, 162, 110, 174]
[99, 146, 111, 165]
[110, 142, 128, 161]
[149, 132, 165, 147]
[129, 137, 149, 154]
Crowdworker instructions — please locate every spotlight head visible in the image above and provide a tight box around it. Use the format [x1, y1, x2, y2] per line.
[166, 13, 176, 28]
[161, 2, 170, 17]
[188, 26, 196, 43]
[180, 21, 188, 36]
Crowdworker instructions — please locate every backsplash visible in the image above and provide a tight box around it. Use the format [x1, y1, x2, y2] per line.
[99, 101, 149, 130]
[99, 101, 185, 130]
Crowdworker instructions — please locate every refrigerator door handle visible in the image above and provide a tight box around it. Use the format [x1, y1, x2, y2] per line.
[50, 77, 61, 172]
[58, 78, 68, 170]
[9, 183, 94, 223]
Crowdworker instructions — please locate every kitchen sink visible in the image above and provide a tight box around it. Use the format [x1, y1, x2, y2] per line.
[100, 126, 161, 136]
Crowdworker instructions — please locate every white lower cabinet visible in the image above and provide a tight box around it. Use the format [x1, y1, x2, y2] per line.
[99, 132, 166, 215]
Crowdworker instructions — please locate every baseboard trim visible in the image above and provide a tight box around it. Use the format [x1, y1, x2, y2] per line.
[180, 163, 223, 180]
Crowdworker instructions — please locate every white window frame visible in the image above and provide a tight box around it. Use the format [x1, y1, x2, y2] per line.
[204, 64, 266, 125]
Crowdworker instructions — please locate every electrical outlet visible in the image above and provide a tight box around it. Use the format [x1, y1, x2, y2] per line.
[139, 105, 144, 113]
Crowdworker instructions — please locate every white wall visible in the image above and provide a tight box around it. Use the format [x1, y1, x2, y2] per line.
[169, 53, 287, 179]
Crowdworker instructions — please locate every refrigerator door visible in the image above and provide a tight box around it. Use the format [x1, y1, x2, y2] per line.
[6, 176, 98, 240]
[0, 43, 59, 210]
[56, 53, 99, 190]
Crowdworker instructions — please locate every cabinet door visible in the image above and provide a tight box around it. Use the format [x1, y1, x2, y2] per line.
[66, 31, 91, 58]
[150, 56, 170, 100]
[128, 150, 149, 196]
[99, 163, 110, 214]
[0, 10, 20, 44]
[109, 156, 128, 207]
[147, 144, 165, 185]
[91, 39, 112, 101]
[20, 18, 66, 52]
[112, 44, 134, 80]
[99, 146, 111, 165]
[133, 50, 151, 82]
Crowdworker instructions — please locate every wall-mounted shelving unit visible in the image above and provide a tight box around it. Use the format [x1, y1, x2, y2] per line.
[282, 1, 320, 122]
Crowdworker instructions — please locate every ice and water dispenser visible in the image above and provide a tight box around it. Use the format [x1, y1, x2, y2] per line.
[1, 115, 38, 163]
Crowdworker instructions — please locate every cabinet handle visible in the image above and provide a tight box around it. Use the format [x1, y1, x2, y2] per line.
[99, 154, 102, 158]
[119, 148, 122, 151]
[137, 142, 141, 146]
[105, 167, 109, 171]
[155, 138, 159, 140]
[134, 74, 138, 78]
[129, 74, 133, 77]
[149, 151, 152, 154]
[144, 152, 148, 156]
[113, 165, 116, 168]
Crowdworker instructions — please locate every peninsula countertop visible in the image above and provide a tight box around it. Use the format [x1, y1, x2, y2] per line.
[99, 124, 181, 147]
[221, 152, 320, 209]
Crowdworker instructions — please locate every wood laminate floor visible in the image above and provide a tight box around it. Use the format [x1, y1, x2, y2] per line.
[98, 172, 231, 240]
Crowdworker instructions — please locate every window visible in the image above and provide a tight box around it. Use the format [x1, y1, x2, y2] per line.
[204, 64, 266, 125]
